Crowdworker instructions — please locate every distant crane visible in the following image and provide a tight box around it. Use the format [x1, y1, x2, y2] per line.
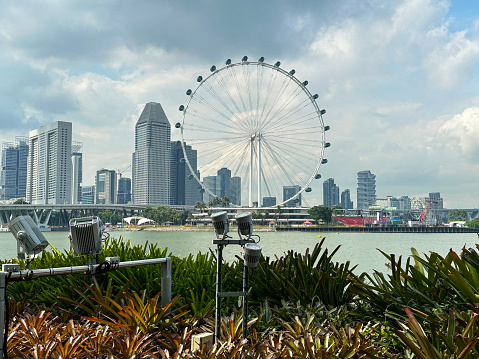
[117, 165, 132, 180]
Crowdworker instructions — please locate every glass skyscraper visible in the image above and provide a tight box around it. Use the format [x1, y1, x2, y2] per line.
[132, 102, 171, 205]
[323, 178, 339, 208]
[170, 141, 197, 206]
[0, 137, 28, 200]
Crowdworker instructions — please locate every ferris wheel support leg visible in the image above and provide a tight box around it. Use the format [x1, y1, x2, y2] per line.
[257, 136, 261, 208]
[249, 139, 253, 207]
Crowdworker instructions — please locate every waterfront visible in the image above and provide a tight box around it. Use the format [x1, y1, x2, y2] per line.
[1, 229, 478, 274]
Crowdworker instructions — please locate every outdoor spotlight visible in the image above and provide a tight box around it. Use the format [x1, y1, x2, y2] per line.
[243, 242, 262, 268]
[8, 215, 49, 260]
[69, 216, 104, 255]
[235, 212, 253, 237]
[211, 211, 229, 238]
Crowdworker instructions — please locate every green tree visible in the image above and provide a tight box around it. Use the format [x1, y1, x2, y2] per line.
[194, 201, 207, 212]
[465, 218, 479, 229]
[13, 198, 29, 204]
[308, 205, 332, 224]
[220, 196, 231, 207]
[98, 210, 122, 225]
[449, 209, 467, 221]
[332, 205, 343, 216]
[208, 196, 222, 207]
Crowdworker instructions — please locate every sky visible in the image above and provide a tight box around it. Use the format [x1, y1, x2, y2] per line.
[1, 0, 479, 208]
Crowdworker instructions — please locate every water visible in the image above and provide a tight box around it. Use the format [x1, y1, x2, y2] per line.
[1, 229, 477, 274]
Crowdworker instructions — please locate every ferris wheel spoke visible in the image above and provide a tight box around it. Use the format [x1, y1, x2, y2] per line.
[264, 137, 319, 165]
[264, 98, 313, 132]
[261, 85, 304, 130]
[257, 68, 280, 130]
[199, 139, 250, 175]
[254, 64, 265, 130]
[227, 66, 248, 113]
[258, 76, 293, 130]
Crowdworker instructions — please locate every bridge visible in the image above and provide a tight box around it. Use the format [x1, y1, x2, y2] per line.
[0, 204, 193, 229]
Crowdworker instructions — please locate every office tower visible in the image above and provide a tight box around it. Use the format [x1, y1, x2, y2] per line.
[386, 196, 400, 209]
[95, 169, 117, 204]
[323, 178, 339, 208]
[203, 175, 220, 203]
[71, 141, 82, 204]
[357, 170, 376, 210]
[132, 102, 171, 205]
[228, 176, 241, 206]
[283, 185, 301, 207]
[117, 177, 132, 204]
[26, 121, 72, 204]
[170, 141, 197, 206]
[81, 185, 95, 204]
[399, 196, 411, 210]
[428, 192, 443, 209]
[263, 196, 276, 207]
[196, 170, 203, 203]
[217, 168, 231, 198]
[0, 137, 28, 200]
[340, 189, 353, 209]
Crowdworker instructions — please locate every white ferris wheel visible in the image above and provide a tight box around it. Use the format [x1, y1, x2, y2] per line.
[176, 56, 330, 207]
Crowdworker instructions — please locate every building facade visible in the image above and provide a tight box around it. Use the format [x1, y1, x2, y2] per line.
[95, 169, 117, 204]
[117, 177, 132, 204]
[357, 170, 376, 210]
[0, 137, 28, 200]
[340, 189, 353, 209]
[132, 102, 171, 205]
[71, 141, 82, 204]
[26, 121, 72, 204]
[170, 141, 197, 206]
[81, 185, 95, 204]
[323, 178, 339, 208]
[283, 185, 301, 207]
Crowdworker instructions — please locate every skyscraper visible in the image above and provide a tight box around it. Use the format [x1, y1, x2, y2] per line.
[203, 175, 220, 204]
[228, 176, 241, 206]
[0, 137, 28, 200]
[95, 169, 117, 204]
[132, 102, 171, 205]
[357, 170, 376, 210]
[170, 141, 197, 206]
[26, 121, 72, 204]
[81, 185, 95, 204]
[323, 178, 339, 208]
[283, 185, 301, 207]
[117, 177, 132, 204]
[71, 141, 83, 204]
[340, 189, 353, 209]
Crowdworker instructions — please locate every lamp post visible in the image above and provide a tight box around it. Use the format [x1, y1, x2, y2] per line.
[211, 211, 262, 341]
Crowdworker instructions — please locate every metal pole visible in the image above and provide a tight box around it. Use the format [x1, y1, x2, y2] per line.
[242, 265, 249, 339]
[249, 138, 253, 207]
[215, 244, 223, 341]
[257, 134, 261, 208]
[161, 257, 172, 308]
[0, 272, 5, 358]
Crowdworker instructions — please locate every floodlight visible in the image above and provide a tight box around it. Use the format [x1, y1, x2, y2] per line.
[235, 212, 253, 237]
[69, 216, 104, 255]
[243, 243, 262, 268]
[211, 211, 229, 238]
[8, 215, 49, 260]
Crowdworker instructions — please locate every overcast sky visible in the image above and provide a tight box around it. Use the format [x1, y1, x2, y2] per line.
[1, 0, 479, 208]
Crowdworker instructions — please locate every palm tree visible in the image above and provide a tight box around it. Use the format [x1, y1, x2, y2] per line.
[220, 196, 231, 207]
[194, 201, 207, 212]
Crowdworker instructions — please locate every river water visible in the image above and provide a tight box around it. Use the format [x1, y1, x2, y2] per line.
[1, 229, 477, 274]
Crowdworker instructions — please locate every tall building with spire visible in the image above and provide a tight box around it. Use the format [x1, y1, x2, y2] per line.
[357, 170, 376, 210]
[132, 102, 171, 205]
[26, 121, 72, 204]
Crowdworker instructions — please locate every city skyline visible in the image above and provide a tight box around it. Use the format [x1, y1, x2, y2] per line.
[1, 1, 479, 207]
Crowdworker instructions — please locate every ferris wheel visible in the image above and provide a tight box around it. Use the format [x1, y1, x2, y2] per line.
[176, 56, 330, 207]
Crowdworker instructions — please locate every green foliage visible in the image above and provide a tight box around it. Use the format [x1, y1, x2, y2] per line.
[97, 209, 122, 224]
[449, 209, 467, 221]
[13, 198, 29, 204]
[308, 205, 332, 224]
[465, 218, 479, 228]
[143, 205, 190, 225]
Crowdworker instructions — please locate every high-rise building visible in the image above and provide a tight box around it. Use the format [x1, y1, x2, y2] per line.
[170, 141, 197, 206]
[399, 196, 411, 210]
[428, 192, 443, 209]
[263, 196, 276, 207]
[217, 168, 231, 198]
[203, 175, 220, 204]
[340, 189, 353, 209]
[228, 176, 241, 206]
[71, 141, 82, 204]
[26, 121, 72, 204]
[132, 102, 171, 205]
[323, 178, 339, 208]
[95, 169, 117, 204]
[283, 185, 301, 207]
[81, 185, 95, 204]
[357, 170, 376, 210]
[0, 137, 28, 200]
[117, 177, 132, 204]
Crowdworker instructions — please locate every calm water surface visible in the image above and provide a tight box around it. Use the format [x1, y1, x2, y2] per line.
[1, 230, 477, 274]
